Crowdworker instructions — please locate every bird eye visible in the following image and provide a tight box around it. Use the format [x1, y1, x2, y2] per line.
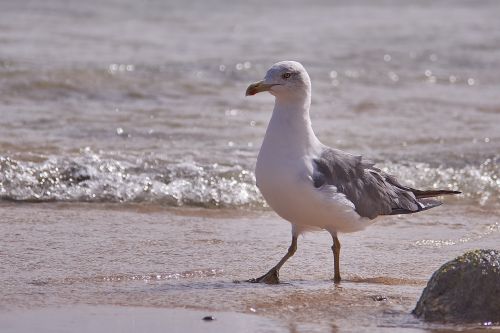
[282, 73, 291, 79]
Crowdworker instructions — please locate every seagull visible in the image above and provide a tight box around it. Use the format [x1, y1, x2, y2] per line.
[245, 61, 460, 284]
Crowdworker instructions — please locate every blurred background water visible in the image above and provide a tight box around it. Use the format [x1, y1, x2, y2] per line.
[1, 0, 499, 209]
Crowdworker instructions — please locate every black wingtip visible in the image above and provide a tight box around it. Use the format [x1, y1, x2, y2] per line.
[441, 190, 462, 196]
[412, 189, 462, 199]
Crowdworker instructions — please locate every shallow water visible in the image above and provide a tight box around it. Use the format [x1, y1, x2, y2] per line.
[1, 203, 499, 332]
[0, 0, 499, 331]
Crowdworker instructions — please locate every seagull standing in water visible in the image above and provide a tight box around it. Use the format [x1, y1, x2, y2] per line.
[245, 61, 460, 284]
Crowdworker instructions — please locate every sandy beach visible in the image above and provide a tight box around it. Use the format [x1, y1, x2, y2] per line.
[1, 202, 498, 332]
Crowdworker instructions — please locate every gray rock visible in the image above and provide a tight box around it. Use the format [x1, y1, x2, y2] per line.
[413, 249, 500, 323]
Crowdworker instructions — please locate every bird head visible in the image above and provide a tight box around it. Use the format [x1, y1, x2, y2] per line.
[246, 61, 311, 99]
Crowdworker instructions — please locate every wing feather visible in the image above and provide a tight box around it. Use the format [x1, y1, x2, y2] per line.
[313, 148, 422, 219]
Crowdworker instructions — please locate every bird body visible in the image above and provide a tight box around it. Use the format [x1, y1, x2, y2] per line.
[255, 96, 370, 234]
[245, 61, 460, 283]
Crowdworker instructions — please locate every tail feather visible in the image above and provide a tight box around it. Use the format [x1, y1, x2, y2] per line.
[417, 198, 443, 210]
[411, 189, 461, 199]
[390, 198, 442, 215]
[388, 189, 460, 216]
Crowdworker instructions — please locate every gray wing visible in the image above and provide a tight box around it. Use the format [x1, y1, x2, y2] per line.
[312, 148, 435, 219]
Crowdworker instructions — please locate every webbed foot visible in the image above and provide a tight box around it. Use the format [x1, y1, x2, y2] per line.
[247, 269, 280, 284]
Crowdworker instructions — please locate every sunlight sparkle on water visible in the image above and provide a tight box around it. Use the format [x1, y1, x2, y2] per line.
[108, 63, 135, 74]
[388, 71, 399, 82]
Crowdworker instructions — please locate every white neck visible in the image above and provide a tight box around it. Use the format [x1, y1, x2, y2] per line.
[260, 92, 320, 157]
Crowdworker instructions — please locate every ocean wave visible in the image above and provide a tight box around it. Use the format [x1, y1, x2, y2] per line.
[381, 158, 499, 207]
[0, 152, 498, 208]
[0, 151, 263, 208]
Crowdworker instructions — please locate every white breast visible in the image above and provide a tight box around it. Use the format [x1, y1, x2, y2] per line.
[256, 146, 311, 223]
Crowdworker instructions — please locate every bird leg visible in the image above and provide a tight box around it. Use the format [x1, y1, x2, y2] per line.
[248, 235, 297, 284]
[331, 234, 342, 283]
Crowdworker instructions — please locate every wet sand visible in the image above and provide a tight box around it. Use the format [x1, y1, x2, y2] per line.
[1, 202, 498, 332]
[0, 305, 494, 333]
[0, 306, 286, 333]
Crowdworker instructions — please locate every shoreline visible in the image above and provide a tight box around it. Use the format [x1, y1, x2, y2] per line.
[1, 202, 498, 332]
[0, 303, 493, 333]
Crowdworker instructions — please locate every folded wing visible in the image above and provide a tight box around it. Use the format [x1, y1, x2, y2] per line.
[312, 148, 460, 219]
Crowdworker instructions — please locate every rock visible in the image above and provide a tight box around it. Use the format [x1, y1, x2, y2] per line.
[413, 249, 500, 323]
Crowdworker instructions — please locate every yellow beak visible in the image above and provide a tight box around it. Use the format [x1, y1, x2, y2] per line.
[245, 80, 276, 96]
